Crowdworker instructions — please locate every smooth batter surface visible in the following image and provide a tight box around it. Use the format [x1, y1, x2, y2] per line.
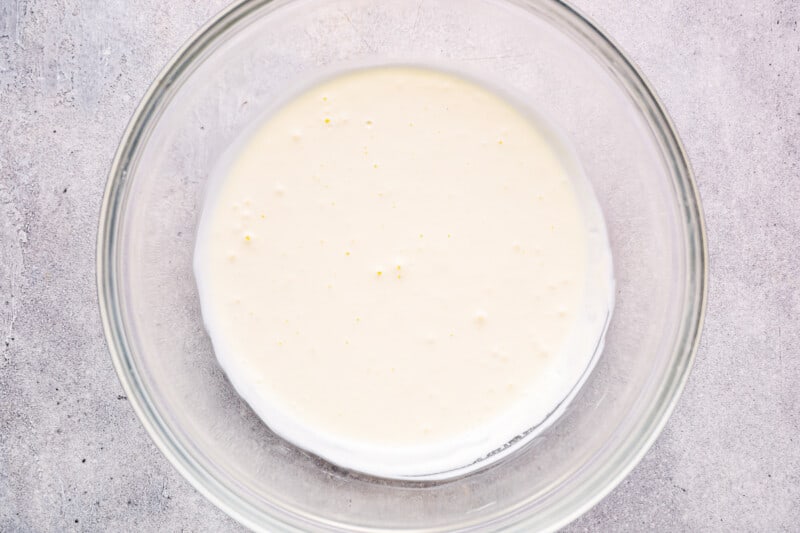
[195, 66, 613, 478]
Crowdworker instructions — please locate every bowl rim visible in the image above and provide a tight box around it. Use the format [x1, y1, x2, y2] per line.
[97, 0, 708, 531]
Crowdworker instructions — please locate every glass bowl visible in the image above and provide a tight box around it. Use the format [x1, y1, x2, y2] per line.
[97, 0, 707, 530]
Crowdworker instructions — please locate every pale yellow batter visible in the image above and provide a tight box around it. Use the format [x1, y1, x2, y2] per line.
[195, 66, 613, 478]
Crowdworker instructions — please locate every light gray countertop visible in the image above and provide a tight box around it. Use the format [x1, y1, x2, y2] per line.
[1, 1, 798, 531]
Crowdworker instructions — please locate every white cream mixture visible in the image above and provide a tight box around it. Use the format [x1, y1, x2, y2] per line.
[195, 66, 613, 479]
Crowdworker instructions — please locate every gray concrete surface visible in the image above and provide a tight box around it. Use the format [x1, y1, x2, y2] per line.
[1, 0, 798, 531]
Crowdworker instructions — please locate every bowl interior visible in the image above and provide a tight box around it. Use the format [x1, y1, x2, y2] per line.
[100, 0, 705, 530]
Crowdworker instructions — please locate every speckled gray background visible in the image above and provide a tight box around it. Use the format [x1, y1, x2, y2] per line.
[0, 0, 798, 531]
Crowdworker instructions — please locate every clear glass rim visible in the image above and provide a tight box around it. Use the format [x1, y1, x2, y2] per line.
[96, 0, 708, 530]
